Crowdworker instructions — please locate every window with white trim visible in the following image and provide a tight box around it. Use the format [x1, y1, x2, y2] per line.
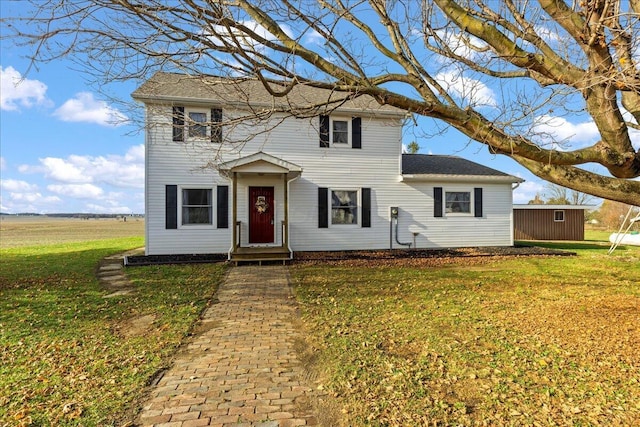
[187, 110, 208, 139]
[319, 116, 361, 148]
[182, 188, 212, 225]
[332, 119, 349, 144]
[331, 190, 358, 225]
[445, 191, 471, 214]
[554, 210, 565, 222]
[178, 107, 223, 142]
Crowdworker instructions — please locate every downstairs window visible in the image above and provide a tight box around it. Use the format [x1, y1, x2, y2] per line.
[331, 190, 358, 225]
[182, 189, 212, 225]
[445, 191, 471, 214]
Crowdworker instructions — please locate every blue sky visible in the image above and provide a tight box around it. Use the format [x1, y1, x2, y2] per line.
[1, 2, 636, 214]
[1, 42, 145, 213]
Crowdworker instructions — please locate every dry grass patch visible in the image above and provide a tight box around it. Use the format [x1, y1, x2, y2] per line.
[0, 217, 144, 248]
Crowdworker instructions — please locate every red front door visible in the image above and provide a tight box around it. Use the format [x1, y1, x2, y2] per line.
[249, 186, 275, 244]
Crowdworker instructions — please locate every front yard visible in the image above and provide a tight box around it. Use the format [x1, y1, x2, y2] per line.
[1, 217, 638, 425]
[290, 241, 640, 426]
[0, 234, 226, 426]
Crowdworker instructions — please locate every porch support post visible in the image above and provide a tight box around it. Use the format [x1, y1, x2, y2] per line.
[232, 172, 238, 251]
[283, 173, 288, 249]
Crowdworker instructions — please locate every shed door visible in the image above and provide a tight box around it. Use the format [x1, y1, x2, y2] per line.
[249, 186, 274, 244]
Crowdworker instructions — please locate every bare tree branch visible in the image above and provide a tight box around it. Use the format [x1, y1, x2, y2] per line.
[3, 0, 639, 205]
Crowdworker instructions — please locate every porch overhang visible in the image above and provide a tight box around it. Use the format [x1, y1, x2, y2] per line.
[219, 151, 302, 179]
[221, 152, 302, 264]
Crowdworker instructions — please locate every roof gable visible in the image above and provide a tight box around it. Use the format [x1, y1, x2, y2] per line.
[218, 151, 302, 178]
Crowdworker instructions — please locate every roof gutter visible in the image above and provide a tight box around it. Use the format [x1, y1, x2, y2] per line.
[401, 174, 524, 184]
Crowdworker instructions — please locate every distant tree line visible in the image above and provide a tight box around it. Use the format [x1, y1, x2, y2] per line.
[592, 201, 640, 231]
[527, 183, 595, 206]
[0, 213, 142, 219]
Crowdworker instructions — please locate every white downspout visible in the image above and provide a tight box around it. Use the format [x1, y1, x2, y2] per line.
[510, 181, 522, 246]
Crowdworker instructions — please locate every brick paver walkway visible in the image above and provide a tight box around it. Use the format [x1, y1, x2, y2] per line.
[136, 265, 318, 427]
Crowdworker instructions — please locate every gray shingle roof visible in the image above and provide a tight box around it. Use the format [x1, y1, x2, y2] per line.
[132, 72, 406, 117]
[402, 154, 518, 178]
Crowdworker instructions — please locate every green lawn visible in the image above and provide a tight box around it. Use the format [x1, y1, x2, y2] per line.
[0, 236, 226, 425]
[291, 242, 640, 426]
[3, 218, 638, 426]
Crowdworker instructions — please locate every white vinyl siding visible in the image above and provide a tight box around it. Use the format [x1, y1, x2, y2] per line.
[395, 183, 514, 248]
[144, 103, 515, 254]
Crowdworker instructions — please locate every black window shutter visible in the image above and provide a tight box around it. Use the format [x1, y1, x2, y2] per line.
[361, 187, 371, 227]
[352, 117, 362, 149]
[474, 187, 483, 218]
[166, 185, 178, 229]
[319, 115, 330, 147]
[211, 108, 222, 143]
[217, 185, 229, 228]
[434, 187, 443, 218]
[318, 187, 328, 228]
[172, 106, 184, 142]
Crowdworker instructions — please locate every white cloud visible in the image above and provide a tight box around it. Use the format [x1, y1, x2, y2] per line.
[0, 177, 61, 214]
[41, 157, 89, 183]
[209, 20, 294, 53]
[0, 66, 51, 111]
[531, 115, 599, 149]
[19, 144, 144, 189]
[53, 92, 128, 126]
[0, 179, 38, 192]
[435, 71, 497, 108]
[86, 195, 133, 214]
[530, 109, 637, 151]
[8, 191, 61, 204]
[124, 144, 145, 162]
[434, 30, 487, 62]
[304, 29, 325, 46]
[534, 25, 561, 43]
[513, 179, 546, 204]
[0, 157, 6, 171]
[1, 188, 62, 213]
[2, 146, 144, 214]
[47, 183, 104, 198]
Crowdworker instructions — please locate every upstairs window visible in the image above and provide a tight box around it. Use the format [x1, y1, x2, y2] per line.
[332, 120, 349, 144]
[445, 191, 471, 214]
[188, 112, 207, 138]
[172, 106, 222, 143]
[319, 116, 361, 148]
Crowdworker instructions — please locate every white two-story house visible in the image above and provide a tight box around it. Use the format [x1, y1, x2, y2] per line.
[132, 72, 523, 262]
